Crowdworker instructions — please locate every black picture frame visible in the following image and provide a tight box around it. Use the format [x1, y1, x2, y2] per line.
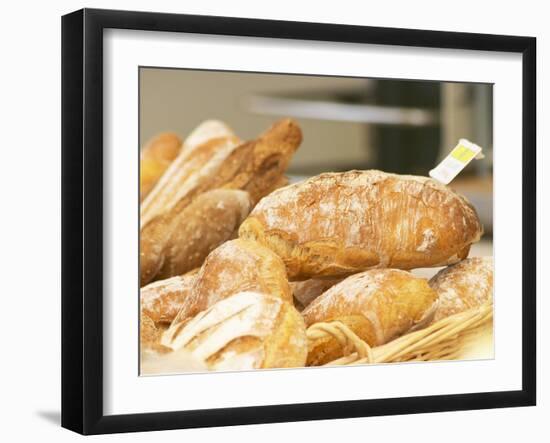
[61, 8, 536, 435]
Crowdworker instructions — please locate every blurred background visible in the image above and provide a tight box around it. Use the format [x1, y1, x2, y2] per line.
[140, 68, 493, 258]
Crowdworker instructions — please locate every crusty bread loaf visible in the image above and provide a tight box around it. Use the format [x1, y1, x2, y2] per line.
[161, 291, 307, 371]
[140, 269, 199, 325]
[140, 189, 252, 286]
[209, 118, 302, 205]
[302, 269, 438, 365]
[140, 132, 182, 201]
[170, 238, 293, 325]
[429, 256, 493, 322]
[239, 170, 483, 280]
[141, 133, 242, 227]
[141, 119, 302, 228]
[291, 278, 343, 311]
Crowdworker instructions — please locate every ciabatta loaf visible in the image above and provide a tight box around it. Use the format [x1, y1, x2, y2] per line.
[161, 291, 307, 371]
[239, 170, 483, 280]
[169, 238, 292, 325]
[140, 132, 182, 201]
[429, 256, 493, 322]
[302, 269, 438, 365]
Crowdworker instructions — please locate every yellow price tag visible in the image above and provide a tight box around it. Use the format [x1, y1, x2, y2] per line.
[450, 144, 477, 163]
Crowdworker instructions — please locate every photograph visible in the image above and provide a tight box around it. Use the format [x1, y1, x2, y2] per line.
[138, 68, 494, 375]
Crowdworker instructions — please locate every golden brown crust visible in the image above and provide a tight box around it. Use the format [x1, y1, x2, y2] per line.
[140, 189, 252, 286]
[141, 121, 239, 226]
[211, 118, 302, 205]
[239, 170, 483, 280]
[302, 269, 438, 365]
[170, 238, 293, 324]
[141, 134, 242, 227]
[141, 119, 302, 228]
[429, 256, 493, 322]
[140, 132, 182, 201]
[161, 291, 307, 371]
[140, 269, 199, 325]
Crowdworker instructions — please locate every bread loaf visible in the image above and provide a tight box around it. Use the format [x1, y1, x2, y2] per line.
[161, 291, 307, 371]
[429, 256, 493, 322]
[169, 238, 292, 325]
[239, 170, 483, 280]
[141, 133, 242, 227]
[140, 189, 252, 285]
[141, 118, 302, 228]
[140, 269, 199, 325]
[302, 269, 438, 365]
[140, 132, 182, 201]
[210, 118, 302, 205]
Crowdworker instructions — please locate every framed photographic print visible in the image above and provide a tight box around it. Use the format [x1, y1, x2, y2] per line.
[61, 8, 536, 435]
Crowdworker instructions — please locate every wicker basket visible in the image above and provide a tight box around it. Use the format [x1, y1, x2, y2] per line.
[306, 303, 493, 366]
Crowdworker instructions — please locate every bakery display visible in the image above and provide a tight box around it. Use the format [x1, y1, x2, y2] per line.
[302, 269, 438, 365]
[429, 256, 493, 322]
[160, 291, 308, 371]
[137, 118, 493, 374]
[239, 170, 483, 280]
[140, 132, 182, 201]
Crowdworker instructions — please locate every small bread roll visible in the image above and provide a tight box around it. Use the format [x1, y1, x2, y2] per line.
[140, 269, 199, 325]
[140, 189, 252, 286]
[291, 278, 343, 311]
[170, 238, 292, 325]
[140, 132, 182, 201]
[429, 256, 493, 322]
[302, 269, 438, 365]
[239, 170, 483, 280]
[161, 291, 307, 371]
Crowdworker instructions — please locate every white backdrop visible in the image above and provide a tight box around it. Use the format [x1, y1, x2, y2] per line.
[0, 0, 546, 442]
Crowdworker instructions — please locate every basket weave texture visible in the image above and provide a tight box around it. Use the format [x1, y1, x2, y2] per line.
[306, 303, 493, 366]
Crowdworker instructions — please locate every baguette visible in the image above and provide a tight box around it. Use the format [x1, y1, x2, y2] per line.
[429, 256, 493, 323]
[140, 189, 252, 286]
[239, 170, 483, 280]
[140, 132, 182, 201]
[168, 238, 292, 326]
[161, 291, 307, 371]
[302, 269, 438, 365]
